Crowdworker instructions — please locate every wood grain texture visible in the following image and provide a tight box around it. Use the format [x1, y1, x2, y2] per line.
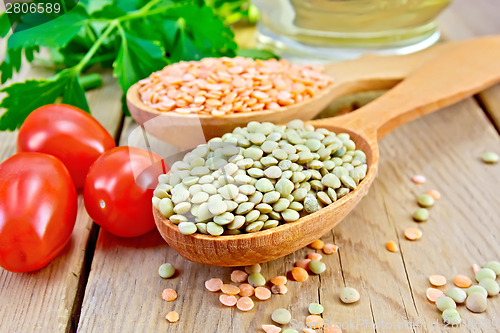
[77, 99, 500, 333]
[79, 12, 500, 332]
[0, 34, 124, 332]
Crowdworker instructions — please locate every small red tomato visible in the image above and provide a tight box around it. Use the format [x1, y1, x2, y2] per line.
[0, 153, 78, 273]
[17, 104, 116, 189]
[84, 146, 165, 238]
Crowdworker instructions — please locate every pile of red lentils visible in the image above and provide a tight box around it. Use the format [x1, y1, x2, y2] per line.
[138, 57, 332, 116]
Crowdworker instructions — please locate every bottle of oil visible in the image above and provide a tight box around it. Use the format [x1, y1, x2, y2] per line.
[253, 0, 452, 61]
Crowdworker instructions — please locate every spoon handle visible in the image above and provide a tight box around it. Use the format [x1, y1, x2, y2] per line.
[318, 35, 500, 140]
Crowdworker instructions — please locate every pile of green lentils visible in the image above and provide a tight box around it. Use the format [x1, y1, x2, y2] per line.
[152, 120, 368, 236]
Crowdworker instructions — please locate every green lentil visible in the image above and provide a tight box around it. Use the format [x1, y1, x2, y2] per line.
[484, 260, 500, 275]
[207, 222, 224, 236]
[467, 285, 488, 298]
[417, 194, 435, 208]
[442, 309, 461, 325]
[304, 195, 320, 213]
[475, 268, 496, 282]
[317, 191, 332, 205]
[282, 330, 298, 333]
[158, 263, 175, 279]
[481, 151, 499, 164]
[169, 215, 188, 224]
[466, 292, 487, 313]
[413, 208, 429, 222]
[245, 221, 265, 233]
[248, 273, 266, 287]
[178, 222, 197, 235]
[446, 287, 467, 304]
[308, 303, 324, 315]
[309, 260, 326, 274]
[159, 198, 174, 218]
[271, 308, 291, 325]
[340, 287, 360, 304]
[263, 191, 281, 204]
[436, 296, 456, 311]
[273, 198, 290, 212]
[479, 278, 500, 296]
[245, 264, 261, 274]
[246, 210, 260, 223]
[281, 209, 300, 222]
[263, 220, 279, 229]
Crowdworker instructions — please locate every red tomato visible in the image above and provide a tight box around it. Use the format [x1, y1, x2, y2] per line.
[84, 146, 165, 238]
[17, 104, 116, 189]
[0, 153, 78, 273]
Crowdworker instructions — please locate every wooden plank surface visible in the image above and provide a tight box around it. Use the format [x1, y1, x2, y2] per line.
[2, 1, 500, 332]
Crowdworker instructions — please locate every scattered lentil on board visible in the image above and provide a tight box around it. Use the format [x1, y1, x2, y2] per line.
[404, 227, 423, 240]
[262, 324, 282, 333]
[272, 308, 292, 325]
[323, 243, 338, 254]
[295, 259, 311, 270]
[436, 296, 456, 311]
[446, 287, 467, 304]
[385, 241, 398, 253]
[425, 189, 441, 200]
[165, 311, 179, 323]
[309, 260, 326, 274]
[481, 151, 499, 164]
[270, 276, 287, 286]
[231, 270, 248, 283]
[238, 283, 255, 297]
[411, 175, 426, 184]
[291, 267, 309, 282]
[466, 292, 487, 313]
[158, 263, 175, 279]
[236, 297, 255, 311]
[255, 287, 272, 300]
[308, 303, 324, 315]
[417, 194, 435, 207]
[454, 275, 473, 288]
[307, 252, 323, 261]
[426, 288, 444, 303]
[271, 284, 288, 295]
[484, 260, 500, 275]
[442, 308, 461, 325]
[305, 315, 323, 329]
[161, 288, 178, 302]
[340, 287, 360, 304]
[413, 208, 430, 222]
[467, 285, 488, 298]
[248, 272, 267, 287]
[479, 278, 500, 296]
[205, 278, 223, 292]
[221, 284, 240, 296]
[308, 240, 325, 250]
[475, 268, 496, 282]
[138, 57, 332, 116]
[429, 275, 447, 287]
[219, 294, 238, 307]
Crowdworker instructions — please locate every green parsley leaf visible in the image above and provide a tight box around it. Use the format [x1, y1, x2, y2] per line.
[113, 29, 168, 92]
[0, 12, 11, 37]
[7, 5, 88, 50]
[0, 69, 87, 131]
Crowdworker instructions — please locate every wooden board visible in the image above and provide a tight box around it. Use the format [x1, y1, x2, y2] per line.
[1, 0, 500, 332]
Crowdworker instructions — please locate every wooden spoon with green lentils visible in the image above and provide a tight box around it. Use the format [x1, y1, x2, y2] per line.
[152, 120, 368, 236]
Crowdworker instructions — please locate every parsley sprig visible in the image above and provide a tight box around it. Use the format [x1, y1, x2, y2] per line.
[0, 0, 240, 130]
